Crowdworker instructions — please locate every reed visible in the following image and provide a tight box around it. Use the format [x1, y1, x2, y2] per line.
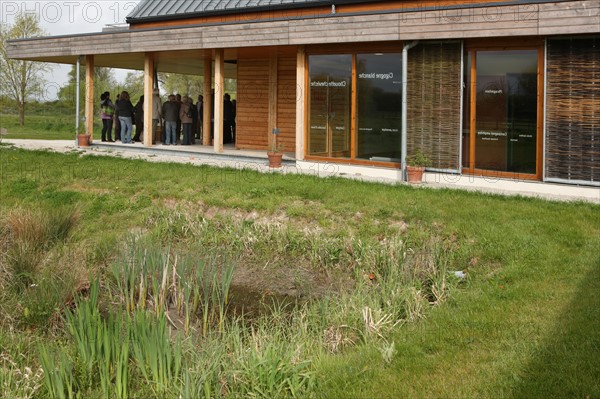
[109, 238, 235, 337]
[64, 279, 101, 391]
[130, 310, 183, 396]
[38, 347, 75, 399]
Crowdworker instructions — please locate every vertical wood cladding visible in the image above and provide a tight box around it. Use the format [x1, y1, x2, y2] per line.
[277, 57, 297, 153]
[407, 42, 462, 170]
[546, 36, 599, 183]
[236, 57, 297, 151]
[237, 59, 270, 150]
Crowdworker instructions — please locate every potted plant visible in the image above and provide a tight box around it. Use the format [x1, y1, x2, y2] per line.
[267, 128, 283, 168]
[406, 149, 429, 183]
[77, 129, 91, 147]
[268, 142, 284, 168]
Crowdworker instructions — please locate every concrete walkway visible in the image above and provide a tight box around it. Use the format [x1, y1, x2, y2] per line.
[3, 139, 599, 204]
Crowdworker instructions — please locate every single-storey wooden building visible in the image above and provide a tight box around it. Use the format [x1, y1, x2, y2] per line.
[7, 0, 599, 185]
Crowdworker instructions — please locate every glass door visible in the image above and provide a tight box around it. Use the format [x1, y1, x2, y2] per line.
[356, 53, 403, 162]
[469, 49, 539, 175]
[308, 54, 352, 158]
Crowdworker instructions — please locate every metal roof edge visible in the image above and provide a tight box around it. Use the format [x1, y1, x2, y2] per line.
[125, 0, 372, 24]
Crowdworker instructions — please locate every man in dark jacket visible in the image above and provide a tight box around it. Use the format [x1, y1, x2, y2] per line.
[116, 91, 134, 143]
[132, 95, 144, 143]
[223, 93, 234, 144]
[162, 94, 179, 145]
[196, 95, 203, 141]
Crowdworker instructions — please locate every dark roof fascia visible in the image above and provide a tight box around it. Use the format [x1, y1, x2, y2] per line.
[125, 0, 370, 24]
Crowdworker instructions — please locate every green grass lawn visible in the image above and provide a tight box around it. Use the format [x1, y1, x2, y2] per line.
[0, 145, 598, 398]
[0, 113, 102, 140]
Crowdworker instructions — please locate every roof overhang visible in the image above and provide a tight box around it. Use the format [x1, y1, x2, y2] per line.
[7, 0, 599, 74]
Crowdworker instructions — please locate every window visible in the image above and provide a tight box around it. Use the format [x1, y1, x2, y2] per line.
[356, 53, 403, 162]
[308, 54, 352, 157]
[307, 51, 403, 163]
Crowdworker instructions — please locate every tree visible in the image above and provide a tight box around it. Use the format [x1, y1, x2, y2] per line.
[58, 65, 117, 108]
[120, 71, 144, 102]
[159, 73, 203, 96]
[158, 72, 237, 99]
[0, 13, 52, 126]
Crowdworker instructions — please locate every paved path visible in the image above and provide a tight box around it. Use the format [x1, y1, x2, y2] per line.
[3, 139, 599, 204]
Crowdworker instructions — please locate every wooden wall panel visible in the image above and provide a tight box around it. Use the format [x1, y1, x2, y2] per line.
[277, 57, 297, 153]
[236, 59, 270, 150]
[546, 36, 600, 183]
[407, 42, 462, 170]
[8, 1, 599, 62]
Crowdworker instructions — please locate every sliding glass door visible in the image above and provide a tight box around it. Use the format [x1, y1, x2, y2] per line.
[465, 48, 540, 176]
[356, 53, 403, 162]
[307, 51, 403, 163]
[308, 55, 352, 158]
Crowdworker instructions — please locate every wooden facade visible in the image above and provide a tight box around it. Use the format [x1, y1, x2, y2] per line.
[237, 59, 270, 150]
[7, 1, 599, 63]
[5, 0, 600, 185]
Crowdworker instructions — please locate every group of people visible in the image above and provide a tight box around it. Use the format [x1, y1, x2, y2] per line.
[99, 91, 145, 143]
[99, 90, 237, 146]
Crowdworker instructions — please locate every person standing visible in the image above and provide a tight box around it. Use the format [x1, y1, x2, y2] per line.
[162, 94, 179, 145]
[189, 97, 197, 144]
[152, 89, 162, 144]
[133, 95, 144, 143]
[100, 91, 115, 142]
[180, 96, 193, 145]
[223, 93, 234, 144]
[231, 99, 236, 143]
[175, 93, 182, 143]
[113, 93, 121, 141]
[197, 94, 203, 142]
[116, 91, 134, 143]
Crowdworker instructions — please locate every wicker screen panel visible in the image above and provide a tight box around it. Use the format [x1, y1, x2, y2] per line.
[546, 37, 600, 183]
[407, 42, 462, 170]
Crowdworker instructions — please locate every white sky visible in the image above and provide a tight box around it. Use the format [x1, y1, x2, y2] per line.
[1, 1, 142, 100]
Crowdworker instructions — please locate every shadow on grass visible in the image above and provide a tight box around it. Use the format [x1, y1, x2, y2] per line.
[509, 256, 600, 398]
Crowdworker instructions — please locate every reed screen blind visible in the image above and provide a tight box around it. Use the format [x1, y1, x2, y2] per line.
[407, 42, 462, 170]
[546, 37, 599, 183]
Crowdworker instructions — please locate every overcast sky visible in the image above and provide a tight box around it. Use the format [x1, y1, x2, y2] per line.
[1, 1, 142, 100]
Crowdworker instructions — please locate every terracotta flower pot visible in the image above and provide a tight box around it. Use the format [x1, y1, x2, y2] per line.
[77, 134, 91, 147]
[406, 165, 425, 183]
[267, 152, 283, 168]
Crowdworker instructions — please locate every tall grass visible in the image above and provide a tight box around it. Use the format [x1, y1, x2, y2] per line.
[110, 236, 235, 336]
[228, 309, 315, 399]
[2, 207, 78, 290]
[0, 351, 43, 399]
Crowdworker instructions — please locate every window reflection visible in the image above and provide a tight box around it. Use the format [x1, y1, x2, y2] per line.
[308, 55, 352, 157]
[356, 53, 403, 162]
[474, 50, 538, 173]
